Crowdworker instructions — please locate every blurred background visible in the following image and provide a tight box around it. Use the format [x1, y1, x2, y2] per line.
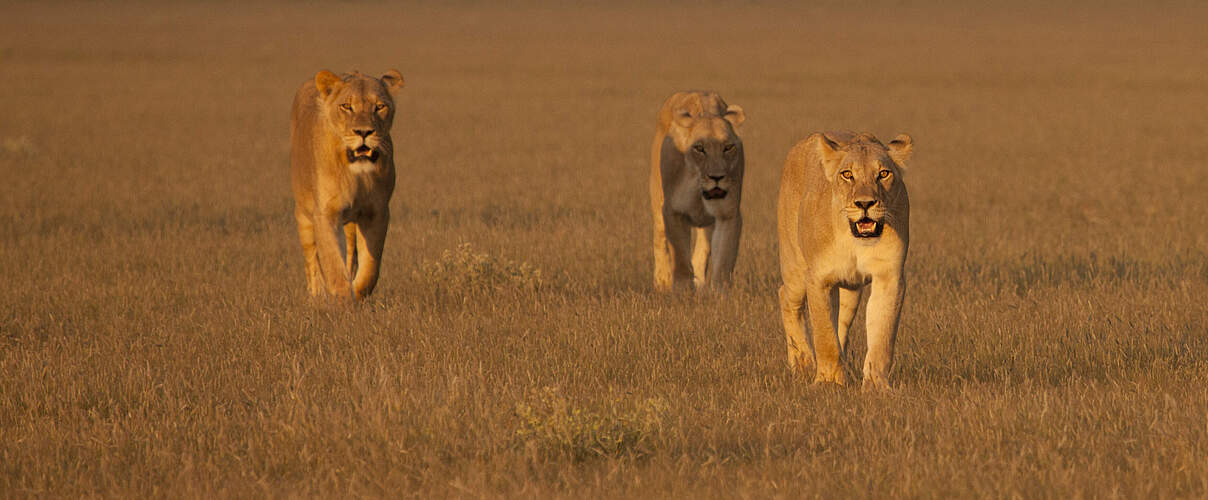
[1, 1, 1206, 496]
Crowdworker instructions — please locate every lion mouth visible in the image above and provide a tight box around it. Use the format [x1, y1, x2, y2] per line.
[346, 146, 379, 163]
[850, 217, 884, 238]
[702, 188, 728, 200]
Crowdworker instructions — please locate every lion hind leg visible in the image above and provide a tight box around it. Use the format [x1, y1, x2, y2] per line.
[837, 286, 861, 354]
[652, 203, 674, 292]
[343, 223, 359, 278]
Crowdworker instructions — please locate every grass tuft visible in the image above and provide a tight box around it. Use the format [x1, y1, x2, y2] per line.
[514, 387, 668, 463]
[0, 136, 33, 156]
[413, 243, 543, 297]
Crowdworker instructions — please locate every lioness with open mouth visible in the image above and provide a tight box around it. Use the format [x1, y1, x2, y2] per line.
[777, 131, 913, 388]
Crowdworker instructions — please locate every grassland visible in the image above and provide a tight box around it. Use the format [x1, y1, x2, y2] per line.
[1, 1, 1207, 497]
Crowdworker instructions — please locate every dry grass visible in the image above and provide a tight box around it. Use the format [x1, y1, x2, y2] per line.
[2, 1, 1208, 497]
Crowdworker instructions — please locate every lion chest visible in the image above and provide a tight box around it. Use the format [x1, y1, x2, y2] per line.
[317, 166, 393, 221]
[660, 172, 707, 223]
[809, 232, 906, 288]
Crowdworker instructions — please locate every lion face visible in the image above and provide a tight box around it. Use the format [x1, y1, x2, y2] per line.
[835, 152, 898, 238]
[818, 133, 912, 239]
[674, 101, 745, 201]
[685, 126, 743, 201]
[315, 70, 405, 165]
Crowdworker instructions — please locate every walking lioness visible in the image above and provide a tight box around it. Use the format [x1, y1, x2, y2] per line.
[650, 91, 746, 292]
[777, 131, 912, 388]
[290, 69, 404, 301]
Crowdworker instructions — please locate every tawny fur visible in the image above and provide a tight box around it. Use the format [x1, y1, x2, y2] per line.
[650, 91, 746, 293]
[777, 131, 913, 389]
[290, 69, 404, 301]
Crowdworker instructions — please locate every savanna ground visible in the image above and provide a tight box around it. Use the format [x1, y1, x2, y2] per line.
[2, 1, 1207, 497]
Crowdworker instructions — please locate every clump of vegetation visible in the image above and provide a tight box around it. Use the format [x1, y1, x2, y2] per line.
[1, 136, 33, 156]
[414, 243, 543, 295]
[514, 387, 668, 462]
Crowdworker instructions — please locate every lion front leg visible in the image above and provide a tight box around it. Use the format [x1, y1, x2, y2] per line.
[806, 283, 847, 385]
[862, 273, 904, 390]
[663, 211, 696, 291]
[779, 283, 813, 378]
[313, 210, 354, 301]
[352, 209, 389, 300]
[705, 214, 741, 292]
[294, 209, 323, 297]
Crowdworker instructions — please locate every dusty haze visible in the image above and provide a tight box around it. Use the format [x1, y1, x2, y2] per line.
[1, 1, 1207, 497]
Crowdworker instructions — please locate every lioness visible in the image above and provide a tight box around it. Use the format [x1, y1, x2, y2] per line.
[290, 69, 404, 300]
[650, 91, 745, 292]
[777, 131, 912, 388]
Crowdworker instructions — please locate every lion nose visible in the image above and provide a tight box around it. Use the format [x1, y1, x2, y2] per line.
[709, 175, 725, 182]
[353, 129, 374, 139]
[854, 199, 877, 210]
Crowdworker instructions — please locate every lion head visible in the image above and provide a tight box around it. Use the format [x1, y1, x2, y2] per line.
[314, 69, 405, 165]
[668, 93, 745, 201]
[814, 132, 912, 239]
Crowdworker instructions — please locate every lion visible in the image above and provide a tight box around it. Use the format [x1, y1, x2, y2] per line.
[650, 91, 746, 292]
[776, 131, 913, 389]
[290, 69, 404, 301]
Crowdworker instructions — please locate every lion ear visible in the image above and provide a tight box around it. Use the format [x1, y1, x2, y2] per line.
[724, 104, 745, 129]
[888, 133, 913, 166]
[314, 70, 342, 97]
[808, 132, 843, 179]
[380, 69, 405, 93]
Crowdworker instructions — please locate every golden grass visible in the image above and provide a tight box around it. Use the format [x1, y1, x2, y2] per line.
[2, 1, 1207, 497]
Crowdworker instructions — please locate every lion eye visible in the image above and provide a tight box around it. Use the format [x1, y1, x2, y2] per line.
[692, 144, 706, 154]
[723, 144, 736, 153]
[878, 170, 891, 179]
[840, 170, 854, 181]
[339, 103, 353, 112]
[375, 103, 388, 112]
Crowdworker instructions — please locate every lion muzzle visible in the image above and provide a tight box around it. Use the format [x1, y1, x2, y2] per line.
[850, 217, 884, 238]
[346, 146, 380, 163]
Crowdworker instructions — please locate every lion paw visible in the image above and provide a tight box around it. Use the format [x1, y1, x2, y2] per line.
[813, 366, 848, 386]
[861, 376, 892, 392]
